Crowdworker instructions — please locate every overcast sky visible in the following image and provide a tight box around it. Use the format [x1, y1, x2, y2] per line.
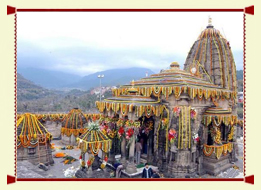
[17, 12, 243, 76]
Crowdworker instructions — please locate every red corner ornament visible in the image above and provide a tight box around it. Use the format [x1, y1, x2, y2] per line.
[7, 5, 16, 15]
[7, 175, 16, 184]
[245, 175, 254, 185]
[244, 5, 254, 15]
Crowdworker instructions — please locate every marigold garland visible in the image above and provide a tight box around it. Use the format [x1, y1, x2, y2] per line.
[203, 143, 233, 159]
[17, 113, 52, 148]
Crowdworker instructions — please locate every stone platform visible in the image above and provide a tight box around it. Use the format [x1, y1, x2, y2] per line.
[203, 155, 232, 176]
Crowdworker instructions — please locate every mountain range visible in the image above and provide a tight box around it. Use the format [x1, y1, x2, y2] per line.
[18, 67, 154, 90]
[17, 67, 82, 89]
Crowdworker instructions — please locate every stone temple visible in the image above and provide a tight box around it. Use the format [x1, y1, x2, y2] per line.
[95, 18, 239, 177]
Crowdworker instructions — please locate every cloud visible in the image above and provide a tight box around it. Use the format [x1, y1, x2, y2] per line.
[17, 12, 243, 75]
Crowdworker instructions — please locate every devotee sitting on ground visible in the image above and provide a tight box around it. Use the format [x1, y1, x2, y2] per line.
[151, 169, 160, 178]
[142, 163, 153, 178]
[113, 160, 123, 178]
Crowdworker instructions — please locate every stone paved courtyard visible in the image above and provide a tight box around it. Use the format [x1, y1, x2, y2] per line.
[17, 137, 244, 179]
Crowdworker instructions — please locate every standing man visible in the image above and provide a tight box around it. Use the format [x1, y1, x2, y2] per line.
[135, 139, 142, 165]
[142, 163, 153, 178]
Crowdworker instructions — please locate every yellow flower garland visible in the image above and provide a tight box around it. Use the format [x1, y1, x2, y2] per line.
[203, 143, 233, 159]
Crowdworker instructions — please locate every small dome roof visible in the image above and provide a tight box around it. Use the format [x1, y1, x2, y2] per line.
[204, 107, 232, 115]
[170, 62, 180, 68]
[61, 108, 88, 137]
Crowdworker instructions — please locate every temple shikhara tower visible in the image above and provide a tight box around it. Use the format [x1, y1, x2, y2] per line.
[95, 18, 239, 177]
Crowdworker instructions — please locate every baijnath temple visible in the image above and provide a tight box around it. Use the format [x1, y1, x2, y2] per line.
[16, 18, 241, 178]
[95, 18, 239, 177]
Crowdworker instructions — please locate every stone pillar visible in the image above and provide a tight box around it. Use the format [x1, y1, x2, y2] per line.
[147, 129, 154, 163]
[120, 137, 127, 168]
[153, 119, 160, 164]
[197, 155, 204, 175]
[108, 139, 116, 163]
[125, 136, 137, 174]
[230, 142, 238, 162]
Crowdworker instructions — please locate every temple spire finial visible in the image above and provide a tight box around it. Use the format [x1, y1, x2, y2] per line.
[131, 79, 134, 86]
[208, 16, 212, 25]
[207, 16, 213, 28]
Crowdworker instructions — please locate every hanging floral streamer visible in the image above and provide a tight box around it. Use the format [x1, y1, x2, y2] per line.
[35, 113, 67, 122]
[113, 84, 236, 101]
[152, 86, 162, 97]
[145, 105, 153, 118]
[118, 85, 236, 101]
[164, 106, 170, 152]
[203, 143, 233, 159]
[227, 126, 234, 141]
[177, 106, 192, 149]
[202, 115, 237, 127]
[96, 102, 160, 117]
[121, 104, 129, 117]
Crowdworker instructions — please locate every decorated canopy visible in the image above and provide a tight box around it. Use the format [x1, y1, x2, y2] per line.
[96, 79, 161, 117]
[61, 108, 88, 137]
[17, 113, 52, 148]
[76, 122, 112, 156]
[202, 107, 237, 127]
[96, 97, 160, 118]
[111, 62, 236, 101]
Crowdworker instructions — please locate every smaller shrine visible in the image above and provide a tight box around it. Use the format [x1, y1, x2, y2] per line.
[201, 107, 237, 175]
[61, 108, 88, 145]
[75, 121, 112, 178]
[17, 113, 54, 165]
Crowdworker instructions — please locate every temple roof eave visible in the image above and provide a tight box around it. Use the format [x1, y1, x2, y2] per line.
[102, 97, 160, 106]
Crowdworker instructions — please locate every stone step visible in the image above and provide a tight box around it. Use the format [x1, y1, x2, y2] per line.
[141, 154, 147, 159]
[223, 168, 239, 178]
[140, 158, 147, 164]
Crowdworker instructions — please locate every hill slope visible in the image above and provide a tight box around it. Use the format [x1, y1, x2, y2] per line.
[17, 73, 56, 101]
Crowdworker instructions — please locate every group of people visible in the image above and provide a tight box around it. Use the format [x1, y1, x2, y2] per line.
[142, 163, 160, 178]
[112, 129, 159, 179]
[113, 161, 160, 178]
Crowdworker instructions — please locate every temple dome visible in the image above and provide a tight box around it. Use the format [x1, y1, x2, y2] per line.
[184, 18, 237, 92]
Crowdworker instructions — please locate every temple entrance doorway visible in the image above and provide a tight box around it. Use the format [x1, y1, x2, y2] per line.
[137, 116, 154, 161]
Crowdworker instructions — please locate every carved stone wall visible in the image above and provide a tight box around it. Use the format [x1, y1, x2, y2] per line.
[17, 145, 54, 165]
